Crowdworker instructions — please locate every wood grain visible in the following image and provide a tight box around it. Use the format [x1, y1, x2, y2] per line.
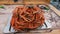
[49, 4, 60, 16]
[0, 0, 50, 4]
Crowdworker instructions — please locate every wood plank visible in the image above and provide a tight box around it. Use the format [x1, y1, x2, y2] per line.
[49, 4, 60, 16]
[0, 0, 50, 4]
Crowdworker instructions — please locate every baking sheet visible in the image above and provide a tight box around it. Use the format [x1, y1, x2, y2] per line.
[3, 18, 52, 33]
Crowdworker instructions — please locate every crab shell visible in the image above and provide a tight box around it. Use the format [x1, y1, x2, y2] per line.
[10, 5, 45, 31]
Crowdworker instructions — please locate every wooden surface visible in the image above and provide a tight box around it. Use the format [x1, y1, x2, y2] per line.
[1, 29, 60, 34]
[0, 0, 50, 4]
[48, 4, 60, 16]
[23, 0, 50, 4]
[18, 29, 60, 34]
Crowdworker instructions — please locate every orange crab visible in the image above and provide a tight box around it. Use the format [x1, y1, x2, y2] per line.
[10, 5, 45, 31]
